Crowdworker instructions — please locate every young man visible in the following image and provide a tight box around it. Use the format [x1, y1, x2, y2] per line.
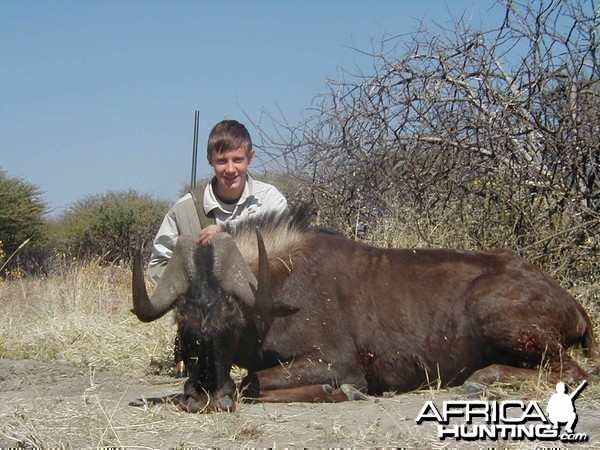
[148, 120, 288, 376]
[148, 119, 288, 282]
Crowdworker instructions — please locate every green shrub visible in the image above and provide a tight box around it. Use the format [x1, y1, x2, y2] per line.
[55, 190, 169, 263]
[0, 168, 48, 274]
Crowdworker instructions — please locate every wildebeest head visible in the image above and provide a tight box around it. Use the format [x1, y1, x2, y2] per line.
[132, 228, 299, 412]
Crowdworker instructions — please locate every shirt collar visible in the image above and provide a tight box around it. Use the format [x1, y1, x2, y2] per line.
[204, 174, 256, 213]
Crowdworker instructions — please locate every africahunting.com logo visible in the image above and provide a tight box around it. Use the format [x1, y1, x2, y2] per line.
[416, 381, 588, 443]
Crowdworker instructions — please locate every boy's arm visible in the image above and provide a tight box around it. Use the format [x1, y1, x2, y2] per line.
[147, 213, 179, 283]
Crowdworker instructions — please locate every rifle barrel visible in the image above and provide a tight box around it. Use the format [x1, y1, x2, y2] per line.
[191, 111, 199, 189]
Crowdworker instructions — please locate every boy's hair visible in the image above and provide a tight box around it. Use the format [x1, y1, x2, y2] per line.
[207, 120, 253, 159]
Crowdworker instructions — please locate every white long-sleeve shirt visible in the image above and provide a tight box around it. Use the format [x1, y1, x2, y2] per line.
[148, 174, 287, 282]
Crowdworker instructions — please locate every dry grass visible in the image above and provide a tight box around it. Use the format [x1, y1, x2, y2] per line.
[0, 258, 599, 447]
[0, 260, 177, 376]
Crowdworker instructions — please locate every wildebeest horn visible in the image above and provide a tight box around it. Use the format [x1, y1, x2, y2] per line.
[211, 232, 260, 308]
[255, 228, 300, 318]
[133, 231, 298, 323]
[255, 227, 272, 316]
[212, 230, 298, 317]
[132, 235, 197, 322]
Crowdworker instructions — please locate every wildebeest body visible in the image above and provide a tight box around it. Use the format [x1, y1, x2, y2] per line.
[250, 230, 592, 395]
[132, 211, 597, 411]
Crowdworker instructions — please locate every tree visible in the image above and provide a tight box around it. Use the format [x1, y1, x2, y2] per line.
[0, 168, 48, 274]
[256, 0, 599, 279]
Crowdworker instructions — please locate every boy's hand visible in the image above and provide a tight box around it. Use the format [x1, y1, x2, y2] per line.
[199, 225, 221, 245]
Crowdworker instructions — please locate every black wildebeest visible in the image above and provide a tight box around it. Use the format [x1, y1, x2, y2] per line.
[131, 210, 598, 412]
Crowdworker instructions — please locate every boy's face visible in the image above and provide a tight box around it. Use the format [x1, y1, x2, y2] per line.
[209, 146, 254, 202]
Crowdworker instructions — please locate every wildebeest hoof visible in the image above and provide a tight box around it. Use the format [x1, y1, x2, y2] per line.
[341, 384, 368, 401]
[218, 395, 235, 412]
[461, 381, 486, 398]
[322, 384, 334, 394]
[129, 398, 145, 407]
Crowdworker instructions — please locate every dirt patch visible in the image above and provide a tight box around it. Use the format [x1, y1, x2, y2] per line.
[1, 359, 599, 448]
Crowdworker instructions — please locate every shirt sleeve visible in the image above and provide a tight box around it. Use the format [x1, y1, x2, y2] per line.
[260, 184, 288, 215]
[147, 211, 179, 283]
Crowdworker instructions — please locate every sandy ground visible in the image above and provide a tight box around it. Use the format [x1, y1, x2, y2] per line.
[1, 358, 599, 448]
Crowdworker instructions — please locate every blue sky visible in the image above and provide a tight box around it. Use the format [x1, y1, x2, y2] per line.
[1, 0, 498, 216]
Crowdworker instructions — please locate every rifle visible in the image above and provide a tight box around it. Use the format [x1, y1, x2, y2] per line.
[190, 110, 200, 190]
[175, 110, 201, 379]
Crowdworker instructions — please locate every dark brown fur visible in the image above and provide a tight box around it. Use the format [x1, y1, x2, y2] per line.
[232, 223, 597, 402]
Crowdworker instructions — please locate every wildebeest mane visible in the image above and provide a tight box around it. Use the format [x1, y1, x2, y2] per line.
[225, 205, 316, 283]
[224, 204, 312, 237]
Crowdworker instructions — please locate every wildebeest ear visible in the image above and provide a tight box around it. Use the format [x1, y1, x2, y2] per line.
[211, 232, 259, 308]
[271, 300, 300, 317]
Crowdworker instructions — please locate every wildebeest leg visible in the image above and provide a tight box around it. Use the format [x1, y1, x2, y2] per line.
[243, 358, 368, 403]
[257, 384, 368, 403]
[466, 271, 593, 393]
[129, 393, 188, 410]
[463, 351, 590, 396]
[130, 392, 235, 413]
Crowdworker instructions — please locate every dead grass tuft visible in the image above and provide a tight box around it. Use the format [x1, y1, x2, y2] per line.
[0, 260, 176, 376]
